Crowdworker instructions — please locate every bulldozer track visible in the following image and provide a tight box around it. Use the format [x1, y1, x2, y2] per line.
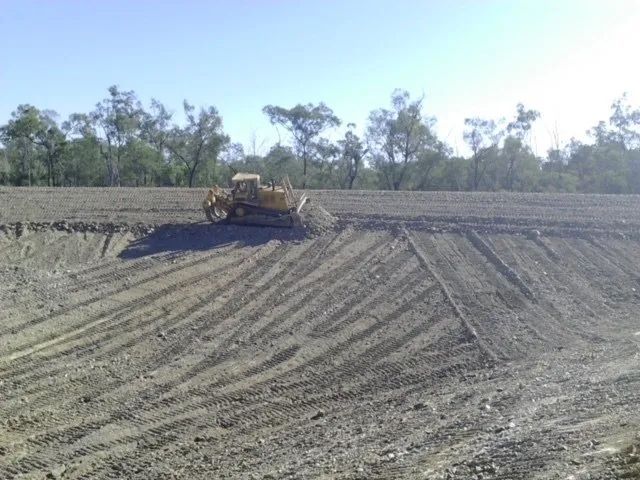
[0, 246, 262, 365]
[0, 233, 356, 432]
[466, 230, 535, 300]
[403, 228, 498, 362]
[5, 293, 471, 478]
[247, 235, 404, 342]
[0, 245, 240, 339]
[1, 244, 292, 412]
[3, 274, 464, 472]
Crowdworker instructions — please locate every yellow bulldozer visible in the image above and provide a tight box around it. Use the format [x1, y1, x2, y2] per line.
[202, 173, 307, 227]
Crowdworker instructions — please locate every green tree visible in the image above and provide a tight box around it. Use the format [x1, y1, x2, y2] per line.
[0, 105, 67, 186]
[166, 101, 229, 187]
[463, 118, 503, 190]
[504, 104, 540, 190]
[0, 148, 9, 185]
[140, 99, 173, 180]
[609, 94, 640, 149]
[263, 102, 341, 188]
[310, 138, 341, 188]
[264, 145, 302, 185]
[91, 86, 143, 186]
[61, 113, 104, 186]
[338, 124, 368, 189]
[367, 90, 437, 190]
[412, 140, 450, 190]
[431, 157, 469, 191]
[500, 138, 540, 191]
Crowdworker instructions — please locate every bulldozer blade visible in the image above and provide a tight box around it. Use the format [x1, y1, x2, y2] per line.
[203, 202, 217, 223]
[296, 193, 308, 213]
[290, 211, 304, 227]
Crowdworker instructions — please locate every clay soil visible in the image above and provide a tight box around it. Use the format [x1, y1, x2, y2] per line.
[0, 188, 639, 479]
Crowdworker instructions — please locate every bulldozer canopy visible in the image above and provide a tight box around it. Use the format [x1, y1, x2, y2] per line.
[232, 173, 260, 182]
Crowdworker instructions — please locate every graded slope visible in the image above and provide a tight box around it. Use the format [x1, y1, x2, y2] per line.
[0, 189, 638, 479]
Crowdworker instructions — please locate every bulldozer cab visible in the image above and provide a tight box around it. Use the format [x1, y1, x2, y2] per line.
[231, 173, 260, 203]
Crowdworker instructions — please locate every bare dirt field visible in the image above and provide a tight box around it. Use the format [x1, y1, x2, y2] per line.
[0, 187, 639, 479]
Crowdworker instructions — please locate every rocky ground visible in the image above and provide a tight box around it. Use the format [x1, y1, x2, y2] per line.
[0, 188, 639, 479]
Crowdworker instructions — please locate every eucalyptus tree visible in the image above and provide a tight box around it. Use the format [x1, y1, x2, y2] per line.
[608, 94, 640, 149]
[90, 86, 144, 186]
[338, 123, 368, 189]
[166, 101, 229, 187]
[263, 102, 340, 188]
[1, 105, 67, 186]
[463, 117, 503, 190]
[504, 103, 540, 190]
[366, 90, 437, 190]
[141, 99, 173, 165]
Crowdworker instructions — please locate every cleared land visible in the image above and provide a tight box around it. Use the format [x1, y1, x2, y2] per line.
[0, 188, 639, 479]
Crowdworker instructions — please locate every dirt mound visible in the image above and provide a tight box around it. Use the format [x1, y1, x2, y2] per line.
[0, 229, 133, 270]
[299, 199, 337, 236]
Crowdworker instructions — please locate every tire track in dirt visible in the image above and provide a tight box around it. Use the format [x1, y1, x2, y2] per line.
[404, 228, 498, 363]
[0, 246, 302, 471]
[0, 244, 296, 420]
[585, 235, 640, 283]
[0, 243, 242, 338]
[247, 235, 408, 343]
[307, 253, 418, 338]
[529, 232, 561, 261]
[66, 231, 236, 294]
[0, 242, 294, 413]
[173, 284, 448, 405]
[14, 232, 328, 378]
[0, 234, 360, 464]
[68, 241, 235, 296]
[37, 287, 455, 476]
[466, 230, 535, 300]
[115, 247, 419, 418]
[78, 340, 477, 479]
[0, 238, 273, 361]
[3, 258, 450, 476]
[83, 231, 346, 363]
[413, 231, 550, 359]
[484, 234, 614, 346]
[170, 233, 392, 379]
[547, 237, 626, 321]
[0, 246, 250, 363]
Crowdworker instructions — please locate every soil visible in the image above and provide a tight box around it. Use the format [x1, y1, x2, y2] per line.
[0, 188, 639, 479]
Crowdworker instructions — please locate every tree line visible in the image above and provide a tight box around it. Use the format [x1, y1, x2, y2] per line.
[1, 86, 640, 194]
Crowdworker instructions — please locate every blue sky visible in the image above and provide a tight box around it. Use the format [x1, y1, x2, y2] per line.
[1, 0, 639, 155]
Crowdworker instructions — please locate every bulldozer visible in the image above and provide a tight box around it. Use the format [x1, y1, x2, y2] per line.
[202, 173, 307, 227]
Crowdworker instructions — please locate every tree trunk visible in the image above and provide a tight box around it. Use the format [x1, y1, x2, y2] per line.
[47, 154, 53, 187]
[302, 157, 307, 189]
[301, 144, 308, 189]
[473, 152, 480, 190]
[348, 159, 359, 189]
[506, 154, 515, 191]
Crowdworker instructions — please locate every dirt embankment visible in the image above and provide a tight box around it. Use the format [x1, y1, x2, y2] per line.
[0, 188, 639, 479]
[2, 187, 640, 234]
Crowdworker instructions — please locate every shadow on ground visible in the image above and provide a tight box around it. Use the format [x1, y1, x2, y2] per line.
[119, 222, 306, 259]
